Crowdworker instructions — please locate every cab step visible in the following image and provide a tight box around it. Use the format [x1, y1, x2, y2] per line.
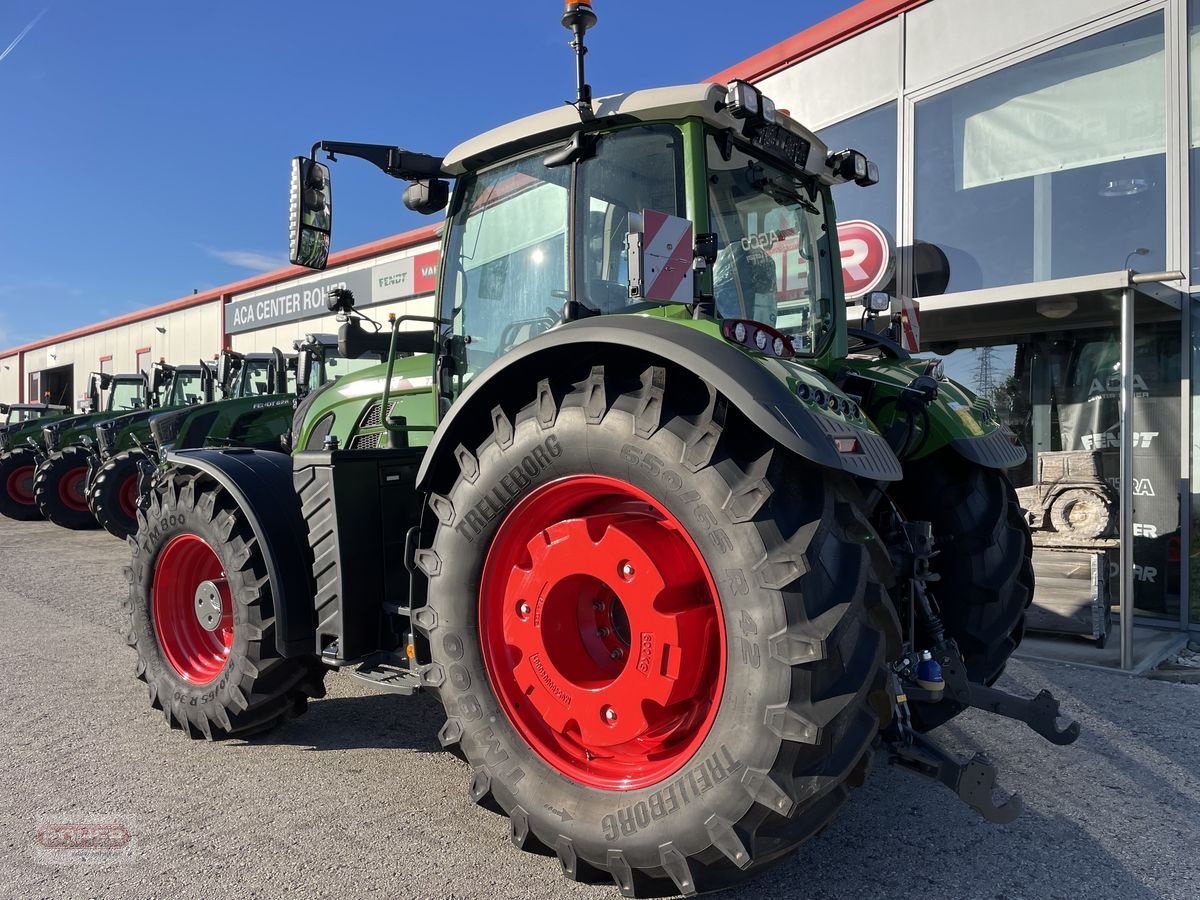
[351, 655, 422, 695]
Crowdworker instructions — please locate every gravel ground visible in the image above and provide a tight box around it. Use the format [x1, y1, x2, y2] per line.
[1, 516, 1197, 900]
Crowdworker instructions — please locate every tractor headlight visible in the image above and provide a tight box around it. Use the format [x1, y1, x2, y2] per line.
[725, 80, 761, 119]
[828, 149, 880, 187]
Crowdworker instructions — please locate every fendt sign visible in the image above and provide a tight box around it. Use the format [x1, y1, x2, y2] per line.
[224, 249, 440, 335]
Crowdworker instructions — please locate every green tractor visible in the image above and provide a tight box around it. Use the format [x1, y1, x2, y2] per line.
[85, 360, 218, 540]
[0, 402, 71, 520]
[126, 7, 1077, 895]
[16, 371, 149, 528]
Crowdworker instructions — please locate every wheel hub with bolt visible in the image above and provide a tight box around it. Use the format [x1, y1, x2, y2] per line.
[152, 534, 234, 685]
[480, 475, 725, 789]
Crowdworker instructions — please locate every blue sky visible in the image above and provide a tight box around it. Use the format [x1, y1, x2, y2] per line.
[0, 1, 856, 351]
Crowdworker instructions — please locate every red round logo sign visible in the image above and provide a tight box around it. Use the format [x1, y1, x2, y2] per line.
[837, 219, 894, 299]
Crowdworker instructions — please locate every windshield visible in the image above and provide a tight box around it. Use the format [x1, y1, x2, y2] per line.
[168, 371, 206, 406]
[318, 347, 384, 388]
[239, 359, 274, 397]
[706, 132, 835, 355]
[108, 379, 145, 411]
[441, 151, 570, 376]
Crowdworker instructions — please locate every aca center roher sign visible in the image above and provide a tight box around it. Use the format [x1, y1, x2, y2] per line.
[224, 249, 440, 335]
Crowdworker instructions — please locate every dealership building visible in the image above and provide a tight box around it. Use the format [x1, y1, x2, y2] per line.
[2, 0, 1198, 661]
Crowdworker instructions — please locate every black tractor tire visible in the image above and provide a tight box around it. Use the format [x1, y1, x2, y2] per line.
[34, 446, 100, 530]
[0, 448, 45, 521]
[417, 364, 899, 897]
[892, 451, 1034, 731]
[1049, 487, 1112, 541]
[87, 448, 147, 541]
[125, 468, 326, 739]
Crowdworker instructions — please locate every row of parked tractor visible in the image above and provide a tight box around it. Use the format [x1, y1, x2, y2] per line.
[0, 334, 369, 541]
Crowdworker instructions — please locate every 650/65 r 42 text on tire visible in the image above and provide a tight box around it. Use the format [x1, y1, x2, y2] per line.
[125, 469, 326, 739]
[88, 448, 148, 541]
[416, 363, 900, 897]
[891, 451, 1033, 731]
[33, 445, 99, 530]
[0, 447, 44, 521]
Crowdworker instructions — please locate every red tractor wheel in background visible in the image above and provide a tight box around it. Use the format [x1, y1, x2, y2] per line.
[418, 363, 899, 896]
[87, 448, 148, 541]
[125, 469, 327, 739]
[33, 446, 99, 530]
[0, 447, 45, 521]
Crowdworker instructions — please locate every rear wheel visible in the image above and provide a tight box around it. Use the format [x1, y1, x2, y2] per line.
[1049, 487, 1111, 540]
[88, 449, 147, 540]
[0, 448, 44, 521]
[418, 364, 898, 896]
[125, 468, 326, 739]
[891, 452, 1033, 731]
[34, 446, 99, 529]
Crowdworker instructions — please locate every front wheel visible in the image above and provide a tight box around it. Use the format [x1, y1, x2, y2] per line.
[34, 446, 98, 529]
[125, 468, 326, 739]
[418, 364, 898, 896]
[0, 448, 44, 521]
[88, 448, 148, 541]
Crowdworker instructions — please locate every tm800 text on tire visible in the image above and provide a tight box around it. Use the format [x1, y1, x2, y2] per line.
[416, 363, 900, 897]
[125, 469, 326, 739]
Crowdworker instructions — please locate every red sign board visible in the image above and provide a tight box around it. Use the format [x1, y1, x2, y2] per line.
[836, 219, 893, 299]
[413, 250, 440, 295]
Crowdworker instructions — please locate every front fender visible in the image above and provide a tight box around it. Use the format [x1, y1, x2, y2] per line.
[416, 315, 902, 491]
[842, 358, 1026, 469]
[164, 448, 315, 657]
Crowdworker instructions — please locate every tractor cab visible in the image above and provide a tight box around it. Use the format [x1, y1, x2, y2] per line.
[294, 332, 383, 394]
[217, 349, 293, 399]
[84, 372, 149, 414]
[290, 79, 878, 407]
[151, 361, 216, 409]
[1, 402, 68, 425]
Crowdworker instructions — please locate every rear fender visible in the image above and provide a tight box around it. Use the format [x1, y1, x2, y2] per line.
[416, 315, 902, 492]
[163, 448, 315, 657]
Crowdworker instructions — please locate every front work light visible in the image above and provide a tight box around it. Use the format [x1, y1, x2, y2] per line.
[828, 149, 880, 187]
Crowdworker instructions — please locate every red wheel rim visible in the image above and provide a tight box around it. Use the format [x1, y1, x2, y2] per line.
[57, 465, 89, 512]
[152, 534, 233, 685]
[6, 465, 35, 505]
[480, 475, 726, 790]
[117, 472, 140, 521]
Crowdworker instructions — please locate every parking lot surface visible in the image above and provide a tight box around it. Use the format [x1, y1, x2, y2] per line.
[1, 516, 1197, 900]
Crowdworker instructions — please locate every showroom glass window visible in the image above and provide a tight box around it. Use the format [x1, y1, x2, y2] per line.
[817, 102, 897, 242]
[914, 14, 1167, 295]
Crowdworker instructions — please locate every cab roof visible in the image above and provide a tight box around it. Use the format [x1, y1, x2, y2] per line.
[441, 82, 829, 178]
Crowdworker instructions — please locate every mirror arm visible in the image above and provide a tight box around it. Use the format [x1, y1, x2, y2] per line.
[313, 141, 445, 181]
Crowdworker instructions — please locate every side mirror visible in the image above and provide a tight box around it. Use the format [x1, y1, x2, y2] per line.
[289, 157, 332, 270]
[271, 348, 289, 394]
[217, 351, 234, 396]
[295, 349, 314, 395]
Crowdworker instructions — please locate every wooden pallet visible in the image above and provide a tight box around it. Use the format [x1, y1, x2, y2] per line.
[1027, 548, 1111, 647]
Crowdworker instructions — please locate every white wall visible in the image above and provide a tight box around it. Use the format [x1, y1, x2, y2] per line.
[754, 0, 1144, 131]
[19, 302, 221, 406]
[0, 355, 18, 404]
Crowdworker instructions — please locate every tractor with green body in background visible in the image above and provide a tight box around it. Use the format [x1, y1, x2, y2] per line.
[125, 5, 1078, 895]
